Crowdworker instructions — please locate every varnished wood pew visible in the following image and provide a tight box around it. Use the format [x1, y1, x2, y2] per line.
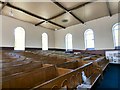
[93, 57, 109, 71]
[2, 60, 43, 77]
[56, 60, 79, 69]
[16, 51, 68, 65]
[56, 60, 85, 69]
[2, 65, 71, 89]
[31, 62, 102, 90]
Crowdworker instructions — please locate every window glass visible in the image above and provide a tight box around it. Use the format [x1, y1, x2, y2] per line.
[14, 27, 25, 50]
[65, 33, 73, 51]
[84, 29, 94, 50]
[42, 33, 48, 50]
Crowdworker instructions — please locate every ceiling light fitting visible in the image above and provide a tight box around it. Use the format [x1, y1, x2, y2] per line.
[55, 28, 57, 30]
[62, 19, 68, 23]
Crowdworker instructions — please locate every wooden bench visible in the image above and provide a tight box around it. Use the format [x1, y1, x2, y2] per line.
[56, 60, 84, 69]
[2, 65, 71, 89]
[2, 60, 43, 77]
[31, 62, 102, 89]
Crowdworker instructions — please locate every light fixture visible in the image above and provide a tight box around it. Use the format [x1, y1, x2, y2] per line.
[62, 19, 68, 23]
[55, 28, 57, 30]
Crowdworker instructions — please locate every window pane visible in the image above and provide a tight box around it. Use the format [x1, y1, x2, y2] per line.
[14, 27, 25, 50]
[65, 34, 73, 51]
[84, 29, 94, 49]
[113, 23, 120, 47]
[42, 33, 48, 50]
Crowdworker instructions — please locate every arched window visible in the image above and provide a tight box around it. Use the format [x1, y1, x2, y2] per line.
[65, 33, 73, 51]
[84, 29, 95, 50]
[14, 27, 25, 50]
[42, 33, 48, 50]
[112, 23, 120, 49]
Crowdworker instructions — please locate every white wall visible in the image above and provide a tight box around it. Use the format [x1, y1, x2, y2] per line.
[55, 14, 119, 50]
[1, 14, 119, 50]
[2, 15, 55, 48]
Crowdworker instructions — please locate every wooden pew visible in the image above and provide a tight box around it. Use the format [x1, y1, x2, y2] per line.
[56, 60, 85, 69]
[92, 57, 109, 71]
[2, 61, 43, 77]
[17, 51, 68, 65]
[31, 62, 101, 90]
[1, 50, 109, 90]
[2, 65, 71, 89]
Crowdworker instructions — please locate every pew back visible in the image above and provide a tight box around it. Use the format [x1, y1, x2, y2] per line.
[31, 62, 99, 89]
[2, 65, 59, 89]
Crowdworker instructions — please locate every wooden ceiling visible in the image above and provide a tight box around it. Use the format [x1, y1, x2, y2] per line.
[0, 0, 119, 30]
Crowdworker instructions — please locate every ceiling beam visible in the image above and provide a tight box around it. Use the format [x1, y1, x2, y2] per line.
[35, 21, 45, 26]
[51, 0, 84, 24]
[36, 1, 95, 26]
[106, 1, 112, 17]
[49, 11, 66, 20]
[35, 11, 66, 26]
[35, 20, 65, 29]
[0, 1, 65, 29]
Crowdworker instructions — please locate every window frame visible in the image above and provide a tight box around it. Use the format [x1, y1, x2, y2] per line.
[65, 33, 73, 51]
[42, 33, 48, 50]
[112, 23, 120, 49]
[14, 27, 25, 50]
[84, 29, 95, 50]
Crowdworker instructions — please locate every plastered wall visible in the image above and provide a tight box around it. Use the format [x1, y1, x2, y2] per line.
[1, 15, 55, 48]
[1, 14, 119, 50]
[55, 14, 119, 50]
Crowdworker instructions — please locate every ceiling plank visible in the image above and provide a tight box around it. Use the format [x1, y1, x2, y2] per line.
[51, 0, 84, 24]
[106, 1, 112, 17]
[70, 2, 92, 11]
[48, 20, 65, 29]
[0, 1, 65, 29]
[49, 11, 66, 20]
[69, 11, 84, 24]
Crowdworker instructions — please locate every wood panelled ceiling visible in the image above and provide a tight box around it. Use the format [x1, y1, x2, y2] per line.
[72, 2, 109, 22]
[10, 2, 64, 19]
[109, 2, 119, 14]
[58, 2, 85, 10]
[0, 0, 119, 30]
[3, 6, 44, 24]
[51, 13, 80, 27]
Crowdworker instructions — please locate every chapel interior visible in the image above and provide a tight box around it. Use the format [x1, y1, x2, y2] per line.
[0, 0, 120, 90]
